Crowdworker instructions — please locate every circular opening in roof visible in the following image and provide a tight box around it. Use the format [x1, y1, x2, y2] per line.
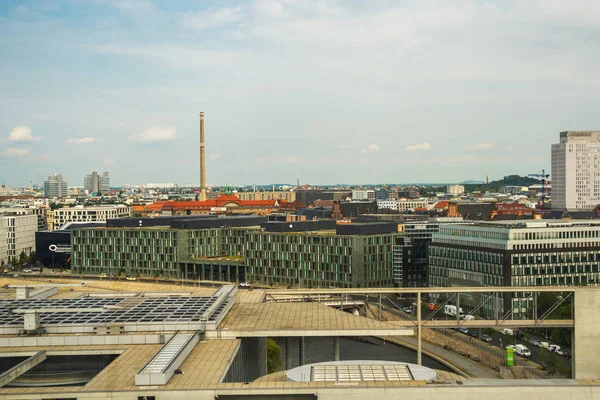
[285, 360, 436, 383]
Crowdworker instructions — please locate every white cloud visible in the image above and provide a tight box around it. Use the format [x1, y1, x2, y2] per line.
[129, 127, 176, 142]
[2, 148, 31, 158]
[463, 142, 496, 151]
[65, 137, 105, 144]
[405, 142, 431, 152]
[112, 0, 154, 14]
[367, 143, 380, 151]
[181, 6, 244, 30]
[284, 155, 303, 164]
[5, 126, 40, 142]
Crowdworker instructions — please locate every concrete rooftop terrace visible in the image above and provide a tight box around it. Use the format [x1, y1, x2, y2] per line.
[0, 278, 598, 399]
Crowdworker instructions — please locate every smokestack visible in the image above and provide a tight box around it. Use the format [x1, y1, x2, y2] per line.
[200, 112, 207, 201]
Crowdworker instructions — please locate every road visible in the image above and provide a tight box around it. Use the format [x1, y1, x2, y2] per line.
[381, 295, 573, 376]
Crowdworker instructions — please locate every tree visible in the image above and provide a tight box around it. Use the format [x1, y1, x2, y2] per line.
[19, 251, 27, 266]
[266, 338, 283, 374]
[436, 294, 448, 307]
[29, 251, 36, 264]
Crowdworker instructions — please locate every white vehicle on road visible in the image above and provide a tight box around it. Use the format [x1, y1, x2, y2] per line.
[515, 344, 531, 357]
[500, 328, 514, 336]
[444, 305, 464, 317]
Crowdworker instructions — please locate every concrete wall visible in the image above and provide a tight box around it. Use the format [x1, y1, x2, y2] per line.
[223, 337, 267, 383]
[2, 384, 599, 400]
[574, 289, 600, 379]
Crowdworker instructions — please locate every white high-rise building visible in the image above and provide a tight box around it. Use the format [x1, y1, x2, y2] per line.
[551, 131, 600, 211]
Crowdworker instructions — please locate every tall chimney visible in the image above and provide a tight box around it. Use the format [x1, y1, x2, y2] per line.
[200, 112, 207, 201]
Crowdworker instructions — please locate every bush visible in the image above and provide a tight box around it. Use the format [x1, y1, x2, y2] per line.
[267, 338, 283, 374]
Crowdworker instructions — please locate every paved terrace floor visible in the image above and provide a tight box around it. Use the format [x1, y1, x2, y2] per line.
[216, 302, 414, 338]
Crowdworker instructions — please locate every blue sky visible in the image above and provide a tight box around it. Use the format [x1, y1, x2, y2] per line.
[1, 0, 599, 187]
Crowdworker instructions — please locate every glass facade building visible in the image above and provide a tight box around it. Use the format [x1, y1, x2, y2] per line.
[428, 220, 600, 316]
[71, 224, 400, 288]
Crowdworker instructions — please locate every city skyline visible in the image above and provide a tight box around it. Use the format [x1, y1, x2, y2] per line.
[1, 1, 599, 186]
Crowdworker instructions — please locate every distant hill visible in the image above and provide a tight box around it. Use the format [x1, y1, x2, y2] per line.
[459, 180, 485, 184]
[464, 175, 539, 192]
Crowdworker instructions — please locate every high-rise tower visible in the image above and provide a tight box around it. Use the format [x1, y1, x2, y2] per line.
[199, 112, 207, 201]
[552, 131, 600, 211]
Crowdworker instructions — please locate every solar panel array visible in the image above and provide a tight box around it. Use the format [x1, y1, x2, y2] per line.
[0, 296, 230, 326]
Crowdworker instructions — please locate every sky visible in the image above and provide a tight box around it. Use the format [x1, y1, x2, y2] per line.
[0, 0, 599, 187]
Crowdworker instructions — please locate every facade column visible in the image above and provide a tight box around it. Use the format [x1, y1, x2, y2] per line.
[299, 337, 305, 366]
[333, 337, 340, 361]
[378, 293, 382, 321]
[417, 291, 422, 366]
[286, 337, 293, 370]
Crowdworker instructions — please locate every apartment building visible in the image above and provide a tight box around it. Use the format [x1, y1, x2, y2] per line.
[47, 205, 131, 230]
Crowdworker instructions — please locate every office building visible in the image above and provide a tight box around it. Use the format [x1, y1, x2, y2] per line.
[552, 131, 600, 211]
[294, 189, 351, 206]
[377, 200, 398, 211]
[84, 171, 110, 195]
[71, 216, 400, 288]
[397, 199, 428, 212]
[392, 218, 465, 287]
[446, 185, 465, 196]
[43, 173, 68, 198]
[0, 214, 37, 264]
[246, 221, 400, 288]
[352, 189, 375, 200]
[0, 218, 6, 267]
[429, 219, 600, 316]
[235, 191, 296, 202]
[47, 205, 131, 230]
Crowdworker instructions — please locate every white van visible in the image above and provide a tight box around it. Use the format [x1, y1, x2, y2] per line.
[500, 328, 514, 336]
[515, 344, 531, 357]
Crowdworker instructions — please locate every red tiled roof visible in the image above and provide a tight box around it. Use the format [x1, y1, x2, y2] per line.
[434, 201, 449, 209]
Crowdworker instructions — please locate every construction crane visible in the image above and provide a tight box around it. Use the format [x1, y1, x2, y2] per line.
[528, 169, 550, 209]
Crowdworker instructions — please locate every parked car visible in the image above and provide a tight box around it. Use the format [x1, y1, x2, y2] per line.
[98, 273, 107, 278]
[22, 269, 32, 273]
[481, 334, 493, 343]
[31, 267, 41, 272]
[427, 303, 437, 311]
[529, 339, 539, 346]
[239, 282, 251, 288]
[401, 306, 412, 314]
[468, 330, 479, 338]
[538, 341, 550, 348]
[500, 328, 514, 336]
[458, 327, 469, 334]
